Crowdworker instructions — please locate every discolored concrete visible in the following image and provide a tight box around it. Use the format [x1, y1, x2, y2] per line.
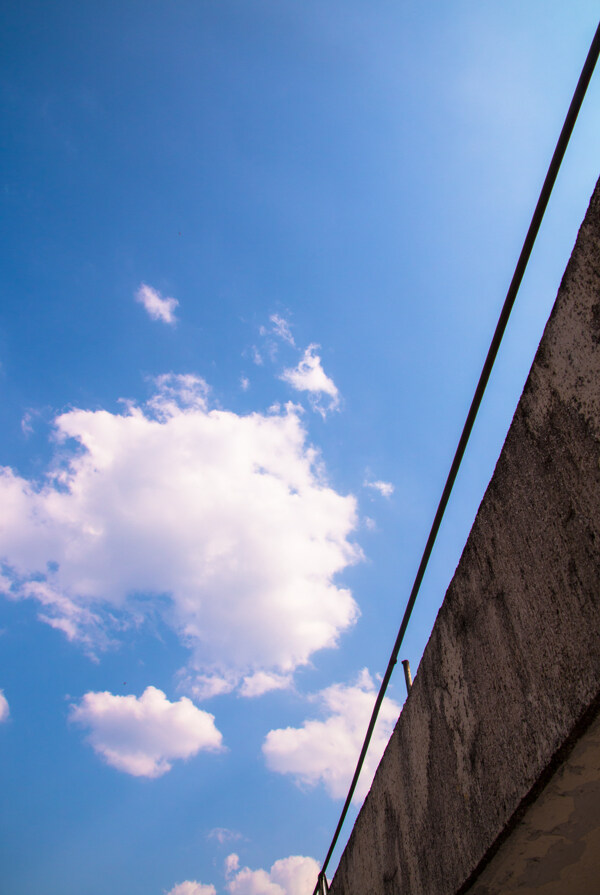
[329, 178, 600, 895]
[466, 710, 600, 895]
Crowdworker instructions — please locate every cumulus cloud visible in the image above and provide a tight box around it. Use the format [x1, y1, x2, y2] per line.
[70, 686, 223, 777]
[0, 690, 9, 722]
[364, 480, 394, 499]
[166, 882, 216, 895]
[0, 374, 360, 690]
[280, 346, 339, 417]
[135, 283, 179, 324]
[263, 669, 400, 803]
[225, 853, 319, 895]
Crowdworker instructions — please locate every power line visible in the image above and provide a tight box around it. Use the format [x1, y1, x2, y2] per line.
[314, 18, 600, 894]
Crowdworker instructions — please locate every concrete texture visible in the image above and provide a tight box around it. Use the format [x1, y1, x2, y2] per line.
[467, 710, 600, 895]
[329, 177, 600, 895]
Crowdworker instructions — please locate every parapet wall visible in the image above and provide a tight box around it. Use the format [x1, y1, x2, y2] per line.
[330, 178, 600, 895]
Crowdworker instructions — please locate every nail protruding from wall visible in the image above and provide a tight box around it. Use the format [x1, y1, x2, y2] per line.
[402, 659, 413, 695]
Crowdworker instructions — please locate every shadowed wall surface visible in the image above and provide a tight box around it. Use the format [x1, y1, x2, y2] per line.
[330, 177, 600, 895]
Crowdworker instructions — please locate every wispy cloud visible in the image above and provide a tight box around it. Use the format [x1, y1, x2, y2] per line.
[207, 827, 243, 845]
[252, 314, 295, 371]
[269, 314, 295, 346]
[364, 479, 394, 498]
[251, 346, 263, 366]
[21, 411, 35, 436]
[280, 345, 339, 418]
[135, 283, 179, 325]
[263, 669, 400, 804]
[0, 374, 361, 692]
[70, 686, 223, 777]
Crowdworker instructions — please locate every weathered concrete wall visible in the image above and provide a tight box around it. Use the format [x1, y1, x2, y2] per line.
[330, 178, 600, 895]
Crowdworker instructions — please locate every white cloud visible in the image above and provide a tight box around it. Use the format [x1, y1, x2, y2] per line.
[270, 315, 295, 346]
[19, 579, 108, 654]
[364, 480, 394, 498]
[263, 669, 400, 803]
[0, 690, 9, 722]
[150, 372, 210, 412]
[0, 374, 360, 690]
[21, 411, 35, 436]
[225, 855, 240, 876]
[70, 686, 223, 777]
[225, 853, 319, 895]
[280, 346, 339, 418]
[240, 376, 250, 392]
[166, 883, 216, 895]
[239, 672, 292, 699]
[179, 673, 236, 702]
[135, 283, 179, 325]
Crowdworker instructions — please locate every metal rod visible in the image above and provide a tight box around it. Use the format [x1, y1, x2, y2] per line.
[312, 20, 600, 895]
[317, 872, 329, 895]
[402, 659, 413, 694]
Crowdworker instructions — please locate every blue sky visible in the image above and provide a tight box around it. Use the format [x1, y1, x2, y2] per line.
[1, 3, 599, 894]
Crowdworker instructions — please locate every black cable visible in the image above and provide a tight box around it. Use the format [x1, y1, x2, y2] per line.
[314, 19, 600, 894]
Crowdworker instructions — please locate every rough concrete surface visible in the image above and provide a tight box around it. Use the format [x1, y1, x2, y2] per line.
[467, 710, 600, 895]
[329, 178, 600, 895]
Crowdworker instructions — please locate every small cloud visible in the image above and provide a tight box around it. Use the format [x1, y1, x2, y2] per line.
[149, 373, 210, 415]
[225, 854, 240, 876]
[166, 882, 216, 895]
[270, 314, 295, 346]
[251, 346, 263, 366]
[280, 345, 339, 418]
[363, 516, 376, 531]
[135, 283, 179, 325]
[239, 671, 291, 698]
[364, 480, 394, 499]
[207, 828, 243, 845]
[70, 686, 223, 777]
[225, 853, 319, 895]
[21, 411, 35, 436]
[240, 376, 250, 392]
[0, 690, 9, 723]
[178, 672, 236, 701]
[263, 669, 400, 804]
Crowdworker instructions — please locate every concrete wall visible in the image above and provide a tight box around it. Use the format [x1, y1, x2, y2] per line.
[329, 178, 600, 895]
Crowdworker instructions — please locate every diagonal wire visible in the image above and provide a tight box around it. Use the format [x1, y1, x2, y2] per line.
[314, 19, 600, 894]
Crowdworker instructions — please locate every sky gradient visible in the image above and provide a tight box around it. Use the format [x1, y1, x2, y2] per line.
[1, 3, 599, 894]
